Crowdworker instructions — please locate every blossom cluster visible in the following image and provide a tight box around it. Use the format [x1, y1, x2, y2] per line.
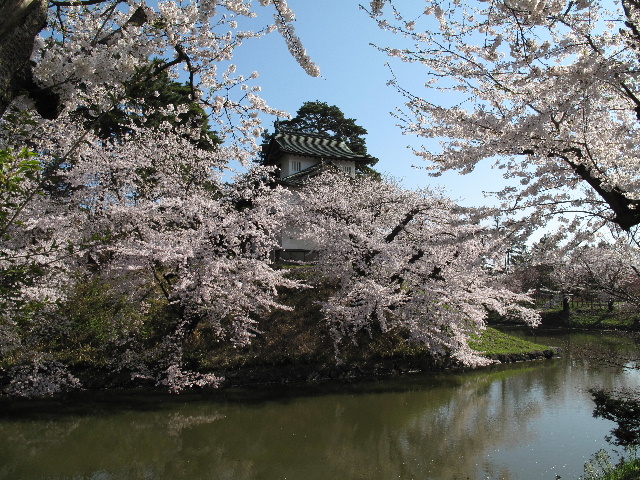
[0, 0, 556, 398]
[0, 0, 320, 396]
[373, 0, 640, 238]
[289, 173, 539, 366]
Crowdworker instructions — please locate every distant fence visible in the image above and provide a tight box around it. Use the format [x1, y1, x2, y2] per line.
[532, 290, 614, 312]
[272, 249, 318, 263]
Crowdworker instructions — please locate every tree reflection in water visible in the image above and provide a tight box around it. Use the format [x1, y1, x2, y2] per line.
[1, 331, 639, 480]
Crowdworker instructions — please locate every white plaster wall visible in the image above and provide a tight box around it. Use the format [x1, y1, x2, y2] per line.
[331, 160, 356, 177]
[278, 153, 319, 178]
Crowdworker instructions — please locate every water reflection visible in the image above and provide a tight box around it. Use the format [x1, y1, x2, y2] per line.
[1, 330, 639, 480]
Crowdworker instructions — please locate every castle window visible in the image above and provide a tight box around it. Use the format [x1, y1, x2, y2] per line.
[292, 160, 302, 172]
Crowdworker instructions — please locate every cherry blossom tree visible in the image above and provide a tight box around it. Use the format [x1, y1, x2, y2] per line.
[368, 0, 640, 239]
[368, 0, 640, 436]
[0, 0, 319, 396]
[0, 0, 48, 118]
[548, 241, 640, 308]
[290, 172, 539, 366]
[0, 117, 303, 395]
[1, 0, 319, 118]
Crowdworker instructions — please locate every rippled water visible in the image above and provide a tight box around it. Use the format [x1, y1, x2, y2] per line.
[2, 329, 640, 480]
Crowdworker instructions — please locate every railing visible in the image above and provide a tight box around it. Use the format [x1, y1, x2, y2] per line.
[533, 290, 614, 312]
[272, 249, 318, 263]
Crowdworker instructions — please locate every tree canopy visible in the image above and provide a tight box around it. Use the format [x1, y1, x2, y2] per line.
[274, 101, 370, 156]
[0, 0, 321, 396]
[77, 66, 221, 151]
[288, 172, 538, 365]
[6, 0, 634, 398]
[369, 0, 640, 240]
[262, 100, 379, 176]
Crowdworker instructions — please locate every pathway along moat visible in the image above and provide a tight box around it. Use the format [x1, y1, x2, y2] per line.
[2, 329, 640, 480]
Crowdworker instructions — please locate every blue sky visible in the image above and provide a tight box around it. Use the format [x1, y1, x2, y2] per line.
[227, 0, 504, 208]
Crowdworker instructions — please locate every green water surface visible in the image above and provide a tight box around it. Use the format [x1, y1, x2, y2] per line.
[1, 330, 639, 480]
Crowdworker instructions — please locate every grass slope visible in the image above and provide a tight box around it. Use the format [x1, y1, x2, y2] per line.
[469, 327, 552, 357]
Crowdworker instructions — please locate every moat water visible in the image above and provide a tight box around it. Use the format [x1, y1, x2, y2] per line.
[2, 329, 640, 480]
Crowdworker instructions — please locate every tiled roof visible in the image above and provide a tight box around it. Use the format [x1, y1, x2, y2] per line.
[264, 131, 372, 162]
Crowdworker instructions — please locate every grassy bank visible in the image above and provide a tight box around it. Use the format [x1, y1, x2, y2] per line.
[191, 321, 554, 387]
[469, 327, 553, 359]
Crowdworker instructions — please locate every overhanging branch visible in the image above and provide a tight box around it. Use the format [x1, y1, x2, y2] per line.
[522, 147, 640, 231]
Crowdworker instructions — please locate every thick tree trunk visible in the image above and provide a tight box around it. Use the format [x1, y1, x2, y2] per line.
[0, 0, 48, 118]
[557, 149, 640, 231]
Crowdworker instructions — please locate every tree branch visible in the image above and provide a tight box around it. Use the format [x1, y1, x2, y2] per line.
[97, 4, 147, 46]
[522, 147, 640, 231]
[0, 0, 48, 117]
[50, 0, 114, 6]
[384, 206, 422, 243]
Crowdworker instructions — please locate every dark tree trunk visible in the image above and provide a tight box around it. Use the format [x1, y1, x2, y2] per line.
[0, 0, 48, 118]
